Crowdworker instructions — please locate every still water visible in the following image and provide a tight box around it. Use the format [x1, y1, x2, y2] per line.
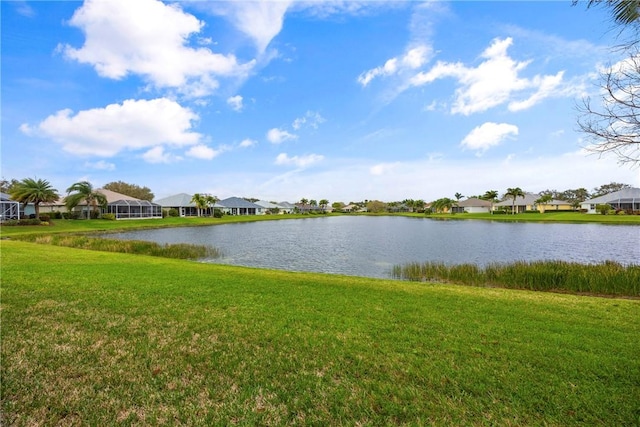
[107, 216, 640, 279]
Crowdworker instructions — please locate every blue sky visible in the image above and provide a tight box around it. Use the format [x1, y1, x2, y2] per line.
[2, 0, 639, 203]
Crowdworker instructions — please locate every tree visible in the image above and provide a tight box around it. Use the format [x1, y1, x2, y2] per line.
[65, 181, 107, 219]
[481, 190, 499, 214]
[9, 178, 59, 218]
[431, 197, 454, 214]
[103, 181, 154, 201]
[366, 200, 387, 213]
[319, 199, 329, 212]
[575, 1, 640, 164]
[505, 187, 525, 215]
[579, 0, 640, 26]
[576, 51, 640, 164]
[535, 194, 554, 213]
[191, 193, 208, 217]
[0, 178, 20, 194]
[205, 194, 219, 215]
[454, 192, 464, 202]
[591, 182, 631, 197]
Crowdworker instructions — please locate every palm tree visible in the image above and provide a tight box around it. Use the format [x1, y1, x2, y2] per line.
[505, 187, 525, 215]
[481, 190, 499, 214]
[191, 193, 208, 217]
[319, 199, 329, 212]
[583, 0, 639, 25]
[9, 177, 59, 219]
[535, 194, 554, 213]
[431, 197, 454, 214]
[205, 194, 218, 217]
[65, 181, 107, 219]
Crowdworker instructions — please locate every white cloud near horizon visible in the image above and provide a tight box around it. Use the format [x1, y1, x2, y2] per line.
[267, 128, 297, 144]
[21, 98, 202, 158]
[409, 37, 565, 115]
[275, 153, 324, 168]
[461, 122, 519, 153]
[61, 0, 254, 98]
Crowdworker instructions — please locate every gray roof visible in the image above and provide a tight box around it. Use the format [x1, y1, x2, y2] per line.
[456, 197, 492, 208]
[493, 193, 570, 207]
[583, 187, 640, 204]
[255, 200, 281, 209]
[1, 192, 15, 202]
[154, 193, 196, 207]
[278, 201, 296, 208]
[218, 197, 263, 209]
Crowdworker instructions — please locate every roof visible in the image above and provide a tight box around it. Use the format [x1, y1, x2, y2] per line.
[456, 197, 492, 208]
[97, 188, 140, 203]
[494, 193, 539, 206]
[155, 193, 197, 207]
[583, 187, 640, 204]
[0, 192, 16, 202]
[218, 197, 262, 209]
[254, 200, 281, 209]
[278, 201, 296, 208]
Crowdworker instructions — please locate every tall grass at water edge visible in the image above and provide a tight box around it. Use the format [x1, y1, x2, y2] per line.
[392, 260, 640, 297]
[14, 234, 222, 260]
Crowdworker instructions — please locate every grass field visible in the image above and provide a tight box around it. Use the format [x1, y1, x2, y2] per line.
[2, 240, 639, 425]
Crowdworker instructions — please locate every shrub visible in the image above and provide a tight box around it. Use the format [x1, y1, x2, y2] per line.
[101, 213, 116, 221]
[3, 218, 43, 226]
[596, 204, 612, 215]
[167, 208, 179, 217]
[49, 211, 63, 219]
[213, 208, 223, 218]
[38, 215, 50, 222]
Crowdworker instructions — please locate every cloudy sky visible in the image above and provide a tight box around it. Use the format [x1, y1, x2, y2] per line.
[2, 0, 639, 203]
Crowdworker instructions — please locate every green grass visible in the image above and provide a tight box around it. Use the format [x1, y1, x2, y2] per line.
[2, 241, 639, 425]
[13, 233, 222, 260]
[412, 211, 640, 224]
[392, 260, 640, 297]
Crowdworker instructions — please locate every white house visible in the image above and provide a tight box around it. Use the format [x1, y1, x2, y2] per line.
[581, 188, 640, 214]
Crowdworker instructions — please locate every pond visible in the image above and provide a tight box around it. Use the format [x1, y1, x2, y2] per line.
[106, 216, 640, 279]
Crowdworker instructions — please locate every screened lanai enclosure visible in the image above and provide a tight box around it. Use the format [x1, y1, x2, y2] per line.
[105, 199, 163, 220]
[0, 193, 20, 221]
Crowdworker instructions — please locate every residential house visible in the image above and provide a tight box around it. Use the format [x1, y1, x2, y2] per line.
[217, 197, 263, 215]
[99, 189, 163, 220]
[493, 193, 572, 213]
[154, 193, 222, 217]
[451, 197, 492, 214]
[581, 187, 640, 214]
[255, 200, 287, 214]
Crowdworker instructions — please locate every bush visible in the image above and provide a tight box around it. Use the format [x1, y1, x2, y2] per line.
[101, 213, 116, 221]
[213, 208, 223, 218]
[3, 218, 42, 226]
[596, 204, 612, 215]
[167, 208, 179, 217]
[38, 215, 50, 222]
[90, 210, 100, 219]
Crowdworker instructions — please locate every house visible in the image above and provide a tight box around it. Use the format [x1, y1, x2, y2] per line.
[99, 189, 163, 220]
[452, 197, 492, 214]
[255, 200, 293, 214]
[278, 202, 296, 214]
[217, 197, 263, 215]
[0, 192, 20, 221]
[581, 187, 640, 214]
[493, 193, 573, 213]
[154, 193, 223, 217]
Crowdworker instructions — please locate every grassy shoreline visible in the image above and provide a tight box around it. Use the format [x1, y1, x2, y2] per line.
[2, 240, 639, 425]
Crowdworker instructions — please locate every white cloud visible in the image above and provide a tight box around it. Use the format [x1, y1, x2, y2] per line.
[267, 128, 297, 144]
[292, 111, 326, 130]
[461, 122, 519, 153]
[358, 45, 431, 87]
[410, 37, 566, 115]
[185, 144, 223, 160]
[239, 138, 257, 148]
[21, 98, 202, 157]
[227, 95, 243, 112]
[275, 153, 324, 168]
[142, 146, 179, 164]
[370, 162, 400, 176]
[61, 0, 254, 97]
[204, 1, 293, 54]
[84, 160, 116, 171]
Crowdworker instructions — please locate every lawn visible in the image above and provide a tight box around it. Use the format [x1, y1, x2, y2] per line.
[2, 240, 639, 425]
